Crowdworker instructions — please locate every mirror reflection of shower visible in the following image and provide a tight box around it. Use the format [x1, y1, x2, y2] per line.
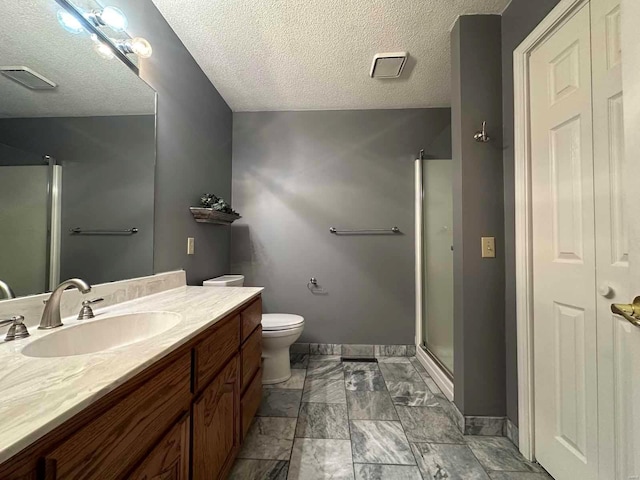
[0, 154, 60, 297]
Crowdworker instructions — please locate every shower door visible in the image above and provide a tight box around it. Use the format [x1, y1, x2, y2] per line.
[418, 159, 454, 376]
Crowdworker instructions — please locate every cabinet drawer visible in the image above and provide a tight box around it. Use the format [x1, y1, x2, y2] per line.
[241, 368, 262, 439]
[194, 315, 240, 392]
[43, 353, 191, 480]
[241, 325, 262, 392]
[241, 297, 262, 343]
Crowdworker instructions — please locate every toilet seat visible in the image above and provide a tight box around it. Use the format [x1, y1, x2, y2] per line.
[262, 314, 304, 332]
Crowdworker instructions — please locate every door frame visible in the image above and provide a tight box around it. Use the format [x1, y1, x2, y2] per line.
[513, 0, 590, 461]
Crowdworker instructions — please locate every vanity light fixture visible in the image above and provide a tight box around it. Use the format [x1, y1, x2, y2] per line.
[86, 6, 128, 32]
[57, 9, 84, 34]
[116, 37, 153, 59]
[55, 1, 153, 67]
[91, 35, 115, 60]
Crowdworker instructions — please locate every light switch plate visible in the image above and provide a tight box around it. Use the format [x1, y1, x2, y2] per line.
[481, 237, 496, 258]
[187, 237, 195, 255]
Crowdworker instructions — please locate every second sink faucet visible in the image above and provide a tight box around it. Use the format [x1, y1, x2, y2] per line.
[40, 278, 92, 330]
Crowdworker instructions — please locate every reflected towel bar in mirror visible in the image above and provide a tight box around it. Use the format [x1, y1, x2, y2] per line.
[329, 227, 400, 234]
[70, 228, 139, 236]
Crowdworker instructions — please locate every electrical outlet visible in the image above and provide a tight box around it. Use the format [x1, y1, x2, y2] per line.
[187, 237, 195, 255]
[481, 237, 496, 258]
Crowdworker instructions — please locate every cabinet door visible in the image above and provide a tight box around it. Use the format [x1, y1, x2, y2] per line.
[128, 415, 190, 480]
[43, 354, 191, 480]
[192, 355, 240, 480]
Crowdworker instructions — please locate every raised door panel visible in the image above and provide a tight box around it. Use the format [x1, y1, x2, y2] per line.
[43, 354, 191, 480]
[550, 116, 584, 263]
[554, 303, 587, 457]
[192, 354, 240, 480]
[128, 415, 190, 480]
[612, 320, 640, 478]
[241, 368, 263, 439]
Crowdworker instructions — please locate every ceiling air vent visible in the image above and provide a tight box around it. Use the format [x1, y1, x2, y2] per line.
[370, 52, 408, 78]
[0, 67, 57, 90]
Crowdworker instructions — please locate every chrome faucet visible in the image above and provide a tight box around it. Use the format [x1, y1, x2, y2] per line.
[0, 280, 15, 300]
[40, 278, 92, 330]
[0, 315, 29, 341]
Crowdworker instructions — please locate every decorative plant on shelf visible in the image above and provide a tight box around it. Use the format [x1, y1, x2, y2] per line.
[199, 193, 239, 215]
[190, 194, 241, 225]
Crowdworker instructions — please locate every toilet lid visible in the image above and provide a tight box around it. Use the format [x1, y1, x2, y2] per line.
[262, 314, 304, 331]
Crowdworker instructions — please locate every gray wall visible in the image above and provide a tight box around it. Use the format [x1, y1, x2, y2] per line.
[0, 116, 155, 287]
[502, 0, 560, 426]
[116, 0, 233, 285]
[232, 109, 451, 344]
[0, 143, 44, 166]
[451, 15, 506, 417]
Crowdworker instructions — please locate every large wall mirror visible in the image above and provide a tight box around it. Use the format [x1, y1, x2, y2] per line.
[0, 0, 156, 299]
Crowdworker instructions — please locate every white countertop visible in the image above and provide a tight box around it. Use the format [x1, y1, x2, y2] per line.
[0, 285, 263, 464]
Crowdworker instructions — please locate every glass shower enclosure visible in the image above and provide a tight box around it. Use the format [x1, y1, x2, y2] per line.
[415, 157, 454, 377]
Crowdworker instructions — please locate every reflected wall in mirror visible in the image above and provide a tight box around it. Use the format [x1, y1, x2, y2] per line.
[0, 0, 156, 299]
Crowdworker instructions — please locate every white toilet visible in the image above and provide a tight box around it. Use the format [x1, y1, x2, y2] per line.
[261, 313, 304, 384]
[202, 275, 305, 385]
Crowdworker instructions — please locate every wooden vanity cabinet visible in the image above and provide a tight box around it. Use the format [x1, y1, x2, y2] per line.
[0, 295, 263, 480]
[128, 414, 190, 480]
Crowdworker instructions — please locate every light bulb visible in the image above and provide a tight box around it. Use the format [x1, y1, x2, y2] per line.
[94, 41, 115, 60]
[57, 9, 84, 34]
[90, 34, 115, 59]
[100, 6, 128, 32]
[129, 37, 152, 58]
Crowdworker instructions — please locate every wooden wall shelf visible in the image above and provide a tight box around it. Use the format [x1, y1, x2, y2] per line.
[189, 207, 241, 225]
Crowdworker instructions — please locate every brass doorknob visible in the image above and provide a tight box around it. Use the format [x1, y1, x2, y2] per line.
[611, 296, 640, 327]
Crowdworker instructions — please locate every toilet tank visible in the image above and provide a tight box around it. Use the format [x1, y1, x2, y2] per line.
[202, 275, 245, 287]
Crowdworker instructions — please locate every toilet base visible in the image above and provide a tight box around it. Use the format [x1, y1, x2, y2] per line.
[262, 372, 292, 385]
[262, 346, 293, 384]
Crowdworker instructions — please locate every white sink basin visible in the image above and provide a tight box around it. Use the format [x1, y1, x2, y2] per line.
[21, 312, 182, 358]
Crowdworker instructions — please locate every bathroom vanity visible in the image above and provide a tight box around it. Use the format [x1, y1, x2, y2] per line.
[0, 284, 263, 480]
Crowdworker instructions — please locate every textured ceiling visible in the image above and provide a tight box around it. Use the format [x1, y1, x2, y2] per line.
[0, 1, 154, 118]
[151, 0, 510, 111]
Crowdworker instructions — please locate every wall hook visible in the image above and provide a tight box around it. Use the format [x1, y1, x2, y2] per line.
[474, 121, 490, 143]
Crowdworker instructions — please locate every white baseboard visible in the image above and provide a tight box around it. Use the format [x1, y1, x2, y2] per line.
[416, 346, 454, 401]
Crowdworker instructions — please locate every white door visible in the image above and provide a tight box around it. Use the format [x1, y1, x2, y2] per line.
[591, 0, 638, 477]
[530, 0, 640, 478]
[614, 0, 640, 478]
[530, 4, 599, 479]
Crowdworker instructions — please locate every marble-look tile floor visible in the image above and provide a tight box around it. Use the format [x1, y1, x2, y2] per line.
[230, 355, 554, 480]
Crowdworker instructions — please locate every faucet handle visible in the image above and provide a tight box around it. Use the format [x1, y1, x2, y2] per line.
[77, 298, 104, 320]
[2, 315, 30, 342]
